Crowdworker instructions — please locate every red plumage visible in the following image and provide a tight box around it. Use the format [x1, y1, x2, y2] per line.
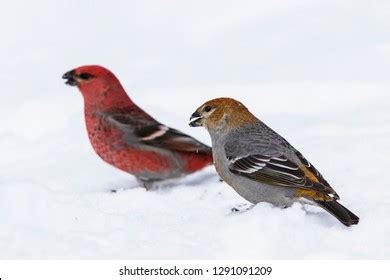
[63, 65, 212, 188]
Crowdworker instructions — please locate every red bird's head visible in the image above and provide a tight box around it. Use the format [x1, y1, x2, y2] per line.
[62, 65, 133, 109]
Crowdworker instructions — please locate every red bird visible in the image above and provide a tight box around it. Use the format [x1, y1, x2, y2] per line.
[62, 65, 213, 189]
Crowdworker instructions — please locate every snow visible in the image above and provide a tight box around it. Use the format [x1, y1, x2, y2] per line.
[1, 0, 390, 259]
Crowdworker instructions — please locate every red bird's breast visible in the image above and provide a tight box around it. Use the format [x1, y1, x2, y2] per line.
[84, 113, 173, 176]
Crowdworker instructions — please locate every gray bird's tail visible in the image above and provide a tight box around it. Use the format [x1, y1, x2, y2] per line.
[316, 200, 359, 226]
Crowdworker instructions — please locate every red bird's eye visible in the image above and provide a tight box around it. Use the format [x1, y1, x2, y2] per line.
[79, 73, 95, 80]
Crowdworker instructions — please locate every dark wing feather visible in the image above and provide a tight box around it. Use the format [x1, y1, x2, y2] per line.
[136, 125, 211, 154]
[106, 113, 211, 154]
[228, 154, 337, 197]
[295, 151, 332, 188]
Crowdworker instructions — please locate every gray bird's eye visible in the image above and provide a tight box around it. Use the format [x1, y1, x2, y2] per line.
[204, 105, 212, 112]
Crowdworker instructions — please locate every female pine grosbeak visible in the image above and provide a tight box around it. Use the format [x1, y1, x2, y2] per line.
[63, 65, 212, 189]
[189, 97, 359, 226]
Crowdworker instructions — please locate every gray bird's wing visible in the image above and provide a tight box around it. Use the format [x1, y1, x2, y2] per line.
[224, 124, 338, 198]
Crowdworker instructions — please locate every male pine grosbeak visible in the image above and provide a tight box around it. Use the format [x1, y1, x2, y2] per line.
[63, 65, 212, 189]
[189, 97, 359, 226]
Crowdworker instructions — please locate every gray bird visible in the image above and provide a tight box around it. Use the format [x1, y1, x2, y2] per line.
[189, 97, 359, 226]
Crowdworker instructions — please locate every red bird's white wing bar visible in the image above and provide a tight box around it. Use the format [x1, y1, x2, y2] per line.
[139, 125, 169, 141]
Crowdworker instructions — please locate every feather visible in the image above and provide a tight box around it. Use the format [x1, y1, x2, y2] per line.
[107, 113, 211, 154]
[228, 154, 337, 198]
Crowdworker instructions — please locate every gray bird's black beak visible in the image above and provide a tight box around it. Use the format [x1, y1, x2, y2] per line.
[62, 70, 78, 86]
[189, 111, 203, 127]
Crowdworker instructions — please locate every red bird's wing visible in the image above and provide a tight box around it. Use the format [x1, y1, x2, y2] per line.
[136, 125, 211, 154]
[107, 113, 211, 154]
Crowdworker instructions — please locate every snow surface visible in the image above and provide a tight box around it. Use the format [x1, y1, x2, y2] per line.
[1, 0, 390, 259]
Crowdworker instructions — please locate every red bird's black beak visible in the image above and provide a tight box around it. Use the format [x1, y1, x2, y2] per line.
[62, 70, 78, 86]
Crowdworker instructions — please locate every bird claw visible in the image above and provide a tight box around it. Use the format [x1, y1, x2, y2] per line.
[230, 203, 254, 213]
[139, 180, 155, 191]
[109, 187, 126, 193]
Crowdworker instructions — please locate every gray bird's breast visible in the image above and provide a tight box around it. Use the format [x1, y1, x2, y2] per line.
[211, 131, 296, 207]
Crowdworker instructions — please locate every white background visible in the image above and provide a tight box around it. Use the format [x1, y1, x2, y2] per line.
[0, 0, 389, 259]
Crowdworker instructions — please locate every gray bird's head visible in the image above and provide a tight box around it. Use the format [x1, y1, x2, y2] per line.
[189, 97, 257, 132]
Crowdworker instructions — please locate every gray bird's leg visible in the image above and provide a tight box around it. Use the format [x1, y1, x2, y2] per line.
[231, 203, 254, 213]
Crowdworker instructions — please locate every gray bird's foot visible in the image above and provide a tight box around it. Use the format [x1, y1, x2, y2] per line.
[231, 203, 254, 213]
[109, 186, 134, 193]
